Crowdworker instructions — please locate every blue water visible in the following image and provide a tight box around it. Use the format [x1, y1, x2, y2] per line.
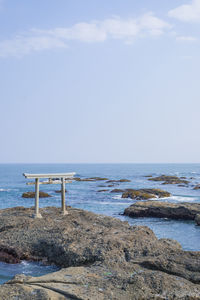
[0, 261, 59, 284]
[0, 163, 200, 282]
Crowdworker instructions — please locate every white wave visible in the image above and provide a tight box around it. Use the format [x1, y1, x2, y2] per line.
[171, 195, 198, 202]
[112, 195, 122, 200]
[0, 188, 11, 192]
[158, 195, 198, 202]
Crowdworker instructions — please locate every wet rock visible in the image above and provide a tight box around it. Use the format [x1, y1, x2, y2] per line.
[194, 185, 200, 190]
[110, 189, 125, 193]
[148, 175, 189, 185]
[54, 189, 67, 193]
[0, 246, 21, 263]
[124, 201, 200, 220]
[74, 177, 108, 182]
[22, 192, 51, 198]
[97, 189, 109, 193]
[195, 214, 200, 225]
[106, 179, 131, 183]
[122, 189, 171, 200]
[0, 206, 200, 299]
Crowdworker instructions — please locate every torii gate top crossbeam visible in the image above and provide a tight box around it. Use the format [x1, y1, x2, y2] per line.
[23, 173, 76, 179]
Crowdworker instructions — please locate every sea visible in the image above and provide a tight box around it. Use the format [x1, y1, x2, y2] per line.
[0, 163, 200, 284]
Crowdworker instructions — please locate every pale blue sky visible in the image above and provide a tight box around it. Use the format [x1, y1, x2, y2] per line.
[0, 0, 200, 163]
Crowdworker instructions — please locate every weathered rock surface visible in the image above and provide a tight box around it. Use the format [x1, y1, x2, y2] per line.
[122, 188, 171, 200]
[0, 206, 200, 299]
[110, 189, 125, 193]
[74, 177, 108, 182]
[194, 185, 200, 190]
[22, 192, 51, 198]
[195, 214, 200, 225]
[106, 179, 131, 183]
[124, 201, 200, 220]
[97, 189, 109, 192]
[148, 175, 189, 185]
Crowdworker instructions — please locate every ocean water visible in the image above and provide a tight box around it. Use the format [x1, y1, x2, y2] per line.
[0, 163, 200, 283]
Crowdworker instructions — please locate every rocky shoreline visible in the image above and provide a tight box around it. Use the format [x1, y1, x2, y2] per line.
[0, 206, 200, 299]
[124, 201, 200, 224]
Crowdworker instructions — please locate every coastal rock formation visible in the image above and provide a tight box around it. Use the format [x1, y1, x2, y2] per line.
[148, 175, 189, 185]
[0, 206, 200, 299]
[97, 189, 109, 192]
[55, 189, 67, 193]
[74, 177, 108, 182]
[110, 189, 125, 193]
[124, 201, 200, 220]
[194, 184, 200, 190]
[22, 192, 51, 198]
[106, 179, 131, 183]
[122, 189, 171, 200]
[195, 214, 200, 225]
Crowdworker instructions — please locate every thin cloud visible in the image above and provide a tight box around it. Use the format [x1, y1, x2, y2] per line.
[176, 35, 198, 42]
[168, 0, 200, 22]
[0, 13, 171, 58]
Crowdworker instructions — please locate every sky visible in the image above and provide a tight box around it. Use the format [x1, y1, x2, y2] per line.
[0, 0, 200, 163]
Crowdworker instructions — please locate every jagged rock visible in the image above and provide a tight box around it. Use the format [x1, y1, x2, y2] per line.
[124, 201, 200, 220]
[122, 189, 171, 200]
[22, 192, 51, 198]
[97, 189, 109, 192]
[195, 214, 200, 225]
[0, 206, 200, 299]
[148, 175, 189, 185]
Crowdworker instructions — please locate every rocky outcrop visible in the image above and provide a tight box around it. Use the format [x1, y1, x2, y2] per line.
[74, 177, 108, 182]
[55, 189, 67, 193]
[122, 189, 171, 200]
[97, 189, 109, 192]
[148, 175, 189, 185]
[0, 206, 200, 299]
[195, 214, 200, 225]
[22, 192, 51, 198]
[194, 185, 200, 190]
[124, 201, 200, 220]
[110, 189, 125, 193]
[106, 179, 131, 183]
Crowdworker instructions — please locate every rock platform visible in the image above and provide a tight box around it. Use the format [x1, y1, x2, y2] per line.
[0, 206, 200, 299]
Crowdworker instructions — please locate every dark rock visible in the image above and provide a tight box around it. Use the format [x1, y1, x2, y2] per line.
[194, 185, 200, 190]
[55, 189, 67, 193]
[87, 177, 108, 181]
[148, 175, 189, 185]
[110, 189, 125, 193]
[106, 179, 131, 183]
[74, 177, 108, 182]
[22, 192, 51, 198]
[122, 188, 171, 200]
[195, 214, 200, 225]
[144, 175, 153, 178]
[0, 206, 200, 298]
[124, 201, 200, 220]
[97, 189, 109, 192]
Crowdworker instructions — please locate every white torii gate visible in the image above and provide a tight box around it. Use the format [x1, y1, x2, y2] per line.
[23, 173, 76, 218]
